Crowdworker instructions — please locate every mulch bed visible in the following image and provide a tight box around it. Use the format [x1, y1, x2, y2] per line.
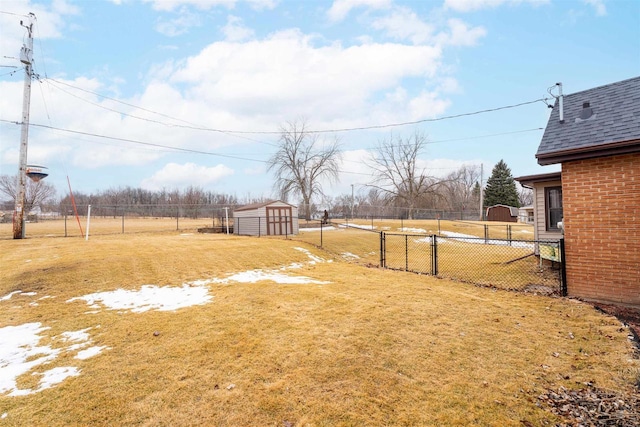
[537, 384, 639, 426]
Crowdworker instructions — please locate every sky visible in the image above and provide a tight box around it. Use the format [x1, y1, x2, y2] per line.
[0, 0, 638, 204]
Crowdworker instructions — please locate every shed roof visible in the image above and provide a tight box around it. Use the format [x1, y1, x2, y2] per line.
[536, 76, 640, 165]
[233, 200, 296, 212]
[486, 204, 519, 217]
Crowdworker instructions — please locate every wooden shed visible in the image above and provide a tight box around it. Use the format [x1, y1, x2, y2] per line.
[485, 204, 519, 222]
[233, 200, 299, 236]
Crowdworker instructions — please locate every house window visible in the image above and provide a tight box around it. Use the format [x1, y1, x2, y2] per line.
[545, 186, 563, 231]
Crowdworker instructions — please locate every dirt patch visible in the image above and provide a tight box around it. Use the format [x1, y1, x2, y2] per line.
[592, 303, 640, 347]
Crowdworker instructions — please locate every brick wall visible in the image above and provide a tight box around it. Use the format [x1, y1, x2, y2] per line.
[562, 152, 640, 306]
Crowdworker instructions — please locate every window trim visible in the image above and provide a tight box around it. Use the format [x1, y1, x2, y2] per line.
[545, 186, 563, 231]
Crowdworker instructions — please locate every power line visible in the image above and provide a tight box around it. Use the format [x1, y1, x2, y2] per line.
[0, 10, 30, 17]
[41, 78, 551, 135]
[0, 118, 269, 163]
[42, 78, 279, 148]
[1, 117, 543, 176]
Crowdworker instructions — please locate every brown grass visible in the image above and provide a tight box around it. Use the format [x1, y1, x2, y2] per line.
[0, 230, 638, 426]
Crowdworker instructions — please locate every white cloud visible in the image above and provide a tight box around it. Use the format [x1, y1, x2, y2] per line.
[437, 77, 461, 93]
[221, 15, 255, 41]
[141, 162, 235, 190]
[163, 29, 445, 127]
[443, 0, 549, 13]
[142, 0, 278, 12]
[143, 0, 235, 12]
[371, 6, 436, 45]
[438, 18, 486, 46]
[371, 8, 485, 47]
[155, 7, 202, 37]
[327, 0, 393, 22]
[583, 0, 606, 16]
[246, 0, 279, 10]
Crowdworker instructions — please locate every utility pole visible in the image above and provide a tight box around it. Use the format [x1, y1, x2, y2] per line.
[13, 13, 35, 239]
[479, 163, 484, 221]
[351, 184, 354, 219]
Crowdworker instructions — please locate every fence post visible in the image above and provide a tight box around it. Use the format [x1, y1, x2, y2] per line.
[507, 225, 512, 246]
[431, 235, 438, 276]
[484, 225, 488, 243]
[405, 234, 409, 271]
[379, 232, 385, 268]
[559, 238, 567, 296]
[320, 219, 323, 247]
[64, 214, 68, 237]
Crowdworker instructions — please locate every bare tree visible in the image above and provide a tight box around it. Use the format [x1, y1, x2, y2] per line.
[367, 131, 441, 219]
[182, 186, 206, 218]
[442, 165, 481, 212]
[0, 174, 57, 214]
[518, 185, 534, 207]
[267, 119, 341, 220]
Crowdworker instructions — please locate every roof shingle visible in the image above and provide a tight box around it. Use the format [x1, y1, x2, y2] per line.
[536, 76, 640, 165]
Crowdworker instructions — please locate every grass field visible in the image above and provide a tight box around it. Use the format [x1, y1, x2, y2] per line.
[1, 230, 638, 426]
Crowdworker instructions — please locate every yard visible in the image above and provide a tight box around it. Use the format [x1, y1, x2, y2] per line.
[1, 230, 638, 426]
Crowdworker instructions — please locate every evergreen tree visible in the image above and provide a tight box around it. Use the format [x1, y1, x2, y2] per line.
[483, 160, 520, 208]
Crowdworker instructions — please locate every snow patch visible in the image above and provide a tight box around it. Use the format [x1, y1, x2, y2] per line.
[0, 323, 104, 396]
[339, 223, 375, 230]
[68, 284, 212, 313]
[35, 367, 80, 391]
[341, 252, 360, 260]
[0, 291, 37, 302]
[439, 231, 534, 249]
[212, 270, 328, 284]
[75, 346, 108, 360]
[293, 247, 325, 264]
[399, 227, 428, 233]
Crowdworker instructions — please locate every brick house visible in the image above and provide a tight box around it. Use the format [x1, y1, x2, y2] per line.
[528, 77, 640, 306]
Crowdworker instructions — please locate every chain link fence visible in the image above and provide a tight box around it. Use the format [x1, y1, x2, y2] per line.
[0, 204, 234, 239]
[292, 221, 565, 296]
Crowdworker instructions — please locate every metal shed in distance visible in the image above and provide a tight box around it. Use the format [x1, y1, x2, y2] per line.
[485, 204, 519, 222]
[233, 200, 299, 236]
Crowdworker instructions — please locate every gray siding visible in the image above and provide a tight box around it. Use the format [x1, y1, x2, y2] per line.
[533, 180, 563, 241]
[233, 201, 299, 236]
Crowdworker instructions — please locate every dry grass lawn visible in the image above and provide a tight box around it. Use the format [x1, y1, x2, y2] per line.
[0, 231, 638, 426]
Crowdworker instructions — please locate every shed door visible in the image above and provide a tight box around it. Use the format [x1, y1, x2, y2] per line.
[266, 206, 293, 235]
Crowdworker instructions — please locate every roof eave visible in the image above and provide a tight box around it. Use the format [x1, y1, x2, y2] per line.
[536, 139, 640, 166]
[514, 171, 562, 188]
